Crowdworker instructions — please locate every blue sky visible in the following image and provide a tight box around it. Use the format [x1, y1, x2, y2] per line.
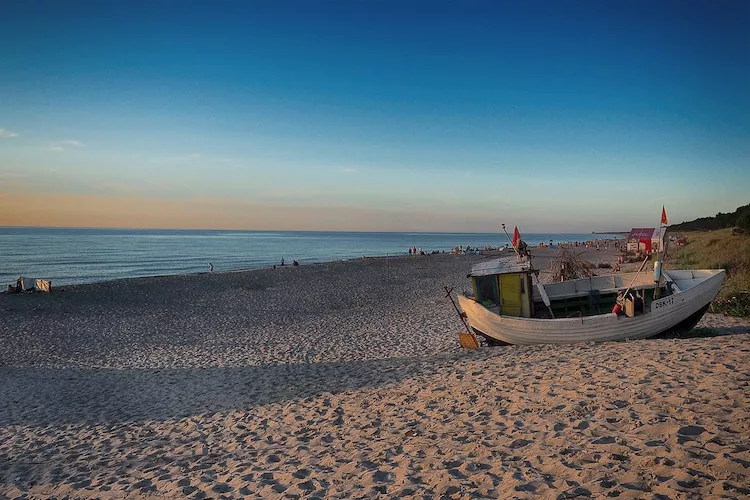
[1, 0, 748, 231]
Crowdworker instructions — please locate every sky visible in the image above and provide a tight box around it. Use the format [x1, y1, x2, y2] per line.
[1, 0, 748, 232]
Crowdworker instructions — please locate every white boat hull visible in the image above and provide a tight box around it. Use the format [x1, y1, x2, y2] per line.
[457, 269, 725, 345]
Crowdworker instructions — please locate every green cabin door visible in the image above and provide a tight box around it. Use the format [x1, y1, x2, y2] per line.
[499, 273, 522, 316]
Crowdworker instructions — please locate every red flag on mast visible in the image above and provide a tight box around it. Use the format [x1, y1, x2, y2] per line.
[661, 206, 668, 226]
[512, 226, 521, 248]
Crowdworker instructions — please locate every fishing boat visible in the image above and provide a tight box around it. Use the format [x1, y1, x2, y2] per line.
[456, 257, 725, 345]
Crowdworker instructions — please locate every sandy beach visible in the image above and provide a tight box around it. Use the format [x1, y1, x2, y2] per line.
[1, 247, 748, 498]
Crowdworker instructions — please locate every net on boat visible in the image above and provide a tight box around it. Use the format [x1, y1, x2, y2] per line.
[548, 248, 595, 282]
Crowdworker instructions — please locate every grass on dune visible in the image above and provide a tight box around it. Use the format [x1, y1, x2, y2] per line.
[666, 228, 750, 316]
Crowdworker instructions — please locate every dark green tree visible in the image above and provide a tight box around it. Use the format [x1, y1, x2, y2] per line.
[736, 211, 750, 230]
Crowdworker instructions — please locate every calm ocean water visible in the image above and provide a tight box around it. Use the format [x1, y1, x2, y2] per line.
[0, 228, 621, 286]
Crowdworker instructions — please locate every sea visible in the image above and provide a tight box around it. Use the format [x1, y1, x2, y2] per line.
[0, 228, 622, 286]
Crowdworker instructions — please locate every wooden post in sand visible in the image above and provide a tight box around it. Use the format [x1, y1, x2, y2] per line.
[444, 286, 479, 349]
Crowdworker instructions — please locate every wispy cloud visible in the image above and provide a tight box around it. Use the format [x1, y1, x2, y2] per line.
[151, 153, 205, 164]
[151, 153, 243, 167]
[47, 140, 85, 152]
[0, 129, 19, 139]
[0, 171, 26, 178]
[0, 180, 29, 189]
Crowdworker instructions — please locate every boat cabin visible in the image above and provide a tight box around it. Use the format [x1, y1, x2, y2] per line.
[469, 259, 536, 318]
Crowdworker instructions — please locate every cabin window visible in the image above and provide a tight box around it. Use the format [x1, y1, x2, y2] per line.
[475, 276, 499, 307]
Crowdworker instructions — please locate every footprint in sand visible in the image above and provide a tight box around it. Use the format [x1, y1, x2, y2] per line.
[677, 425, 706, 444]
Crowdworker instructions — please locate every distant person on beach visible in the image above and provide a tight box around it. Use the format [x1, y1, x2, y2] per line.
[280, 257, 285, 266]
[209, 263, 214, 272]
[292, 260, 299, 266]
[408, 248, 412, 255]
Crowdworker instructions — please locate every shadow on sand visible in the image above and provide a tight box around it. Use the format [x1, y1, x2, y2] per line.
[653, 325, 749, 339]
[0, 351, 481, 427]
[2, 326, 746, 428]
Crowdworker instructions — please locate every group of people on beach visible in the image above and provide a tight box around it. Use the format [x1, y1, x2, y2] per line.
[408, 247, 447, 256]
[407, 244, 503, 256]
[273, 257, 298, 269]
[450, 245, 474, 254]
[209, 257, 300, 273]
[532, 239, 621, 251]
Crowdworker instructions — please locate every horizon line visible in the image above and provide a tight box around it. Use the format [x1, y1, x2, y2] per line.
[0, 224, 632, 235]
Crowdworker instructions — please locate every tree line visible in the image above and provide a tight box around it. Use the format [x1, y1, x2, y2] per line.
[670, 203, 750, 231]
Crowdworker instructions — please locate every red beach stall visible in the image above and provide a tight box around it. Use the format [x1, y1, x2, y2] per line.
[626, 228, 655, 253]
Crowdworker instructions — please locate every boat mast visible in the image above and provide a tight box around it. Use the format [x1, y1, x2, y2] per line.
[654, 207, 667, 299]
[502, 223, 554, 317]
[501, 223, 525, 265]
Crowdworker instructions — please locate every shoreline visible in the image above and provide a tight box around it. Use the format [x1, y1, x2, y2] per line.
[4, 250, 476, 291]
[1, 230, 624, 288]
[5, 238, 627, 291]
